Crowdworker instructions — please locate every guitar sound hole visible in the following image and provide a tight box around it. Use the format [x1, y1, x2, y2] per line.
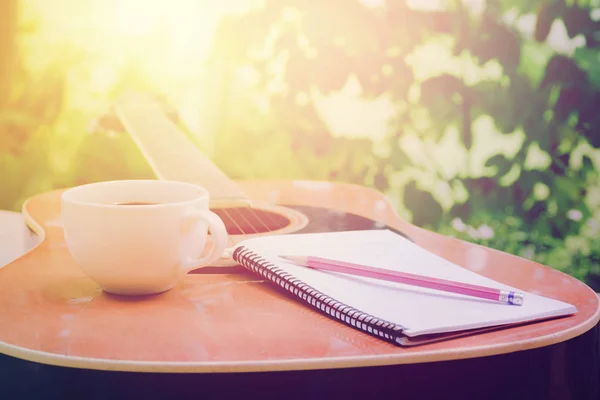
[211, 207, 291, 235]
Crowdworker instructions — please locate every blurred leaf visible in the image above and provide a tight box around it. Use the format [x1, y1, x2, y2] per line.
[471, 15, 520, 68]
[409, 11, 457, 35]
[518, 40, 555, 88]
[472, 78, 532, 134]
[581, 154, 595, 171]
[485, 154, 513, 177]
[554, 175, 582, 205]
[573, 47, 600, 87]
[576, 92, 600, 147]
[386, 58, 414, 100]
[583, 129, 600, 148]
[489, 0, 540, 14]
[519, 170, 551, 202]
[310, 45, 353, 94]
[540, 54, 588, 89]
[388, 140, 411, 170]
[524, 201, 547, 224]
[419, 74, 465, 130]
[554, 87, 584, 122]
[563, 6, 599, 38]
[403, 180, 443, 228]
[534, 2, 561, 42]
[460, 177, 498, 198]
[373, 170, 388, 191]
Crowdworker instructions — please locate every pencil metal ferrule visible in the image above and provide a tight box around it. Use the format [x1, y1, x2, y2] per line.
[499, 290, 524, 306]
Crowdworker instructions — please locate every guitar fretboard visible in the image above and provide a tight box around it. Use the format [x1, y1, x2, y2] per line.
[115, 96, 248, 203]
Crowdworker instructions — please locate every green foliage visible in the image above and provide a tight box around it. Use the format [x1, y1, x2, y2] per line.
[205, 0, 600, 284]
[1, 0, 599, 286]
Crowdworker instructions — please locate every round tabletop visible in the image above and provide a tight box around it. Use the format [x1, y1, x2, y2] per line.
[0, 182, 599, 375]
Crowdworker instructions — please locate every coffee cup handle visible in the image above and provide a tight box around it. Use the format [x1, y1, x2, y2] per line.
[180, 210, 228, 271]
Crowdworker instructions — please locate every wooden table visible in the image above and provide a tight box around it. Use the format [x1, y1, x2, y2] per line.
[0, 183, 599, 399]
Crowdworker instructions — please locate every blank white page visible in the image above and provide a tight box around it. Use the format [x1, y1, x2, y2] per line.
[235, 230, 576, 337]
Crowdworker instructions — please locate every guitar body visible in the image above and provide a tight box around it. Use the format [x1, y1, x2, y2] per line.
[1, 179, 598, 366]
[1, 95, 599, 398]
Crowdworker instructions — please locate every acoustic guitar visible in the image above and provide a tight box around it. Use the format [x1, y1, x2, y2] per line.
[0, 94, 598, 393]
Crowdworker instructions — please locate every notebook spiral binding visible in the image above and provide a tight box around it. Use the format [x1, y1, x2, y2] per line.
[233, 246, 405, 345]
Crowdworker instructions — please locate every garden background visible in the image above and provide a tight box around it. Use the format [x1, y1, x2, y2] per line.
[1, 0, 599, 287]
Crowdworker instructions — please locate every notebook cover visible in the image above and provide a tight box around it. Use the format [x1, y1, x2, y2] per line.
[231, 230, 576, 346]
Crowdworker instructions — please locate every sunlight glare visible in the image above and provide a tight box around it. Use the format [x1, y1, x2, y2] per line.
[21, 0, 262, 100]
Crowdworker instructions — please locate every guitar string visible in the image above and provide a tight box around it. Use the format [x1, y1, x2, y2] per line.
[218, 205, 293, 240]
[241, 207, 272, 233]
[244, 205, 293, 235]
[250, 206, 280, 229]
[231, 207, 259, 234]
[229, 206, 276, 235]
[221, 207, 249, 239]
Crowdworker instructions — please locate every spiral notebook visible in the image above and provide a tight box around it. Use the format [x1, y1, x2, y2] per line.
[231, 230, 577, 346]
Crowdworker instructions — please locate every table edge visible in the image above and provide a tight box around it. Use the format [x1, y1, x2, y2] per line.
[1, 194, 598, 372]
[1, 305, 598, 373]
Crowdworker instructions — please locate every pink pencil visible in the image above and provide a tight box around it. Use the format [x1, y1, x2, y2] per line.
[279, 255, 524, 306]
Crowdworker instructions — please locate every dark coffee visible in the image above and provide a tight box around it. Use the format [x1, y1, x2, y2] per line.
[114, 202, 160, 206]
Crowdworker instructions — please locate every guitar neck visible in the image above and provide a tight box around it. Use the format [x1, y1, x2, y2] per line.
[114, 95, 248, 205]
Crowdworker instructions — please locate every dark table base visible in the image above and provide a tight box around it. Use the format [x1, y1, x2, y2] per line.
[1, 323, 598, 400]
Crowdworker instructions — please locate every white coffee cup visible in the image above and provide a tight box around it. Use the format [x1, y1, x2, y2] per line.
[61, 180, 228, 295]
